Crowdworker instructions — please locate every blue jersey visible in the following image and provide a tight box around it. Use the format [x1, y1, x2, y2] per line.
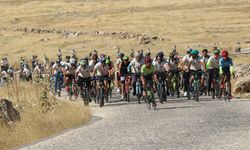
[219, 57, 233, 68]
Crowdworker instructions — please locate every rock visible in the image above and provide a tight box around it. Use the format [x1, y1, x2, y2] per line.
[234, 75, 250, 94]
[245, 40, 250, 43]
[152, 36, 159, 40]
[139, 36, 152, 44]
[0, 112, 9, 127]
[234, 64, 250, 79]
[0, 98, 21, 122]
[40, 38, 49, 41]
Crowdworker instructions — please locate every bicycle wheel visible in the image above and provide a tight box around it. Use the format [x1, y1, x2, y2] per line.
[146, 98, 151, 110]
[100, 87, 104, 107]
[157, 84, 163, 103]
[72, 84, 79, 100]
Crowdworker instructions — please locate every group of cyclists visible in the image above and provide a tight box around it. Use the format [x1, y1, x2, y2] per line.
[0, 46, 234, 107]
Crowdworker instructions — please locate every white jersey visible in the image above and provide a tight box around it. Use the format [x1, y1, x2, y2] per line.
[129, 58, 142, 73]
[77, 65, 91, 78]
[94, 62, 109, 76]
[189, 56, 203, 71]
[153, 61, 167, 72]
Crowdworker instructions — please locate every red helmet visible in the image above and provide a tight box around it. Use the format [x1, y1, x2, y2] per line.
[221, 50, 229, 58]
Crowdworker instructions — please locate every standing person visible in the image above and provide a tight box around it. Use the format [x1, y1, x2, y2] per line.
[235, 42, 241, 53]
[52, 61, 63, 95]
[181, 48, 192, 96]
[57, 49, 62, 62]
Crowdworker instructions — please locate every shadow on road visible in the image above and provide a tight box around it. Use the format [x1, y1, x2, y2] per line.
[156, 105, 200, 110]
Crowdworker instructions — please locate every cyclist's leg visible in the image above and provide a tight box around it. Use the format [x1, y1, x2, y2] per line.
[120, 76, 125, 98]
[132, 73, 137, 95]
[53, 74, 58, 94]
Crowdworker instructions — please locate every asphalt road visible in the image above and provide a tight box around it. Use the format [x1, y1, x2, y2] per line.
[20, 93, 250, 150]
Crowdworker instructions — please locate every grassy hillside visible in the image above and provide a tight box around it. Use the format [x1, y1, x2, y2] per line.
[1, 0, 250, 62]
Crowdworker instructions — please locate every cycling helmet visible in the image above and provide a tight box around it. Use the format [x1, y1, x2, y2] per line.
[213, 49, 220, 55]
[157, 51, 164, 58]
[105, 55, 111, 60]
[119, 53, 124, 58]
[221, 50, 229, 58]
[169, 52, 175, 58]
[191, 50, 199, 55]
[123, 56, 129, 61]
[187, 48, 193, 54]
[80, 60, 87, 65]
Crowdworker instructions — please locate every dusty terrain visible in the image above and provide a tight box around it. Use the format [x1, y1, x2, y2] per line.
[1, 0, 250, 61]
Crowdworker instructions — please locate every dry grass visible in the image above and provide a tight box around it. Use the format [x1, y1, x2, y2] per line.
[0, 82, 90, 150]
[1, 0, 250, 62]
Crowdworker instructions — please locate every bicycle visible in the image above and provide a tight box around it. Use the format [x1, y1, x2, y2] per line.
[107, 77, 113, 101]
[97, 77, 108, 107]
[191, 71, 202, 102]
[156, 73, 167, 103]
[90, 76, 98, 103]
[169, 70, 180, 98]
[145, 80, 156, 110]
[220, 75, 231, 102]
[124, 75, 131, 102]
[135, 74, 142, 104]
[210, 69, 220, 99]
[66, 79, 79, 101]
[81, 79, 91, 106]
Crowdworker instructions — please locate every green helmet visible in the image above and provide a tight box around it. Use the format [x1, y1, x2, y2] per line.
[191, 49, 199, 55]
[80, 60, 87, 65]
[213, 49, 220, 54]
[123, 56, 129, 60]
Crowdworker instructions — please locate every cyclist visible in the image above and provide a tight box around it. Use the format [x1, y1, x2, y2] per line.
[141, 58, 157, 106]
[76, 59, 92, 98]
[128, 52, 143, 96]
[93, 57, 110, 99]
[116, 52, 124, 93]
[207, 49, 220, 98]
[181, 48, 192, 96]
[57, 49, 62, 62]
[167, 52, 180, 97]
[219, 50, 234, 99]
[201, 49, 210, 94]
[154, 52, 168, 101]
[188, 50, 206, 92]
[118, 56, 131, 100]
[89, 51, 98, 71]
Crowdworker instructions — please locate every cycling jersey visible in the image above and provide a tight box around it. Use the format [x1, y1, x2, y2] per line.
[120, 61, 130, 76]
[207, 56, 220, 69]
[77, 65, 91, 78]
[219, 57, 233, 68]
[153, 61, 167, 72]
[141, 64, 155, 76]
[182, 55, 190, 71]
[129, 58, 142, 73]
[167, 58, 178, 71]
[189, 56, 203, 71]
[219, 57, 233, 73]
[94, 62, 109, 76]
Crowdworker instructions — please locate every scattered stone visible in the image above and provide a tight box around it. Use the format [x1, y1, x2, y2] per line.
[40, 38, 50, 41]
[0, 98, 21, 123]
[139, 36, 152, 44]
[245, 40, 250, 44]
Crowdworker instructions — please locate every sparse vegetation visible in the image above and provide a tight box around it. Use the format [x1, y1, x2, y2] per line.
[0, 81, 90, 150]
